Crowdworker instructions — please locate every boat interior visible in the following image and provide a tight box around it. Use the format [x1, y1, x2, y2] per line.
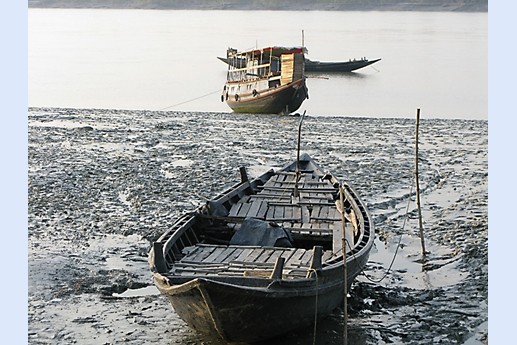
[152, 163, 371, 280]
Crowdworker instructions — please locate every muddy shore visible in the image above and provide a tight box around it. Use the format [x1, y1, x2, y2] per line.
[28, 108, 487, 344]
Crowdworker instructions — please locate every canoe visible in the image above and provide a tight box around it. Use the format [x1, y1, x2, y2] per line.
[148, 153, 374, 342]
[220, 46, 309, 114]
[305, 58, 381, 73]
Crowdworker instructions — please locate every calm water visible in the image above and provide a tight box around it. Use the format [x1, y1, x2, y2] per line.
[28, 9, 487, 119]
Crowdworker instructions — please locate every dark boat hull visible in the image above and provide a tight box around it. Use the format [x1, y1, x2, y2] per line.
[305, 58, 381, 72]
[154, 259, 367, 343]
[225, 78, 308, 114]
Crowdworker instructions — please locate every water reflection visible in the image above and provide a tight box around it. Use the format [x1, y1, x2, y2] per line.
[306, 71, 370, 80]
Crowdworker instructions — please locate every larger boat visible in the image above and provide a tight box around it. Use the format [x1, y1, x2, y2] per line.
[148, 152, 375, 343]
[220, 46, 309, 114]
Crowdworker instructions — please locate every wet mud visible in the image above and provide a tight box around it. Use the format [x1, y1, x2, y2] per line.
[28, 108, 487, 344]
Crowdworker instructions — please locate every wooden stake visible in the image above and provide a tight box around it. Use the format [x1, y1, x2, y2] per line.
[415, 109, 427, 256]
[339, 186, 348, 344]
[294, 111, 306, 198]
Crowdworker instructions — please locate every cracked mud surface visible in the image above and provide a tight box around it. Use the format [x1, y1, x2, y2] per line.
[28, 108, 487, 344]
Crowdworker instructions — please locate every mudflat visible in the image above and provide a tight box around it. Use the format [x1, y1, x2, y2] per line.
[28, 108, 487, 344]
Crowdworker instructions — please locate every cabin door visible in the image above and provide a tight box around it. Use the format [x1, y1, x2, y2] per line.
[280, 53, 304, 85]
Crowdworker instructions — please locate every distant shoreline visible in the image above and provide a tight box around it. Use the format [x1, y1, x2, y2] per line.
[28, 1, 488, 12]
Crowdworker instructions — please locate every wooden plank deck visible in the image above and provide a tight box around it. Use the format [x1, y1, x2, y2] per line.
[174, 244, 329, 279]
[196, 172, 346, 274]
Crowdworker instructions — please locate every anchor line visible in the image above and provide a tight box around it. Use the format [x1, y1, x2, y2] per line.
[345, 178, 414, 284]
[157, 89, 221, 111]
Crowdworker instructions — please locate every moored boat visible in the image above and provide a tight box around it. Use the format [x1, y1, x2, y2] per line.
[219, 54, 381, 73]
[220, 46, 309, 114]
[305, 57, 381, 72]
[148, 153, 375, 343]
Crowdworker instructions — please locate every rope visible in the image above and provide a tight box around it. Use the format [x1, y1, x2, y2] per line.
[307, 268, 319, 345]
[355, 180, 415, 284]
[157, 89, 221, 111]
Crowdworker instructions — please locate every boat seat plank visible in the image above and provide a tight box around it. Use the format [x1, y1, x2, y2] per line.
[288, 225, 333, 233]
[286, 248, 308, 267]
[234, 247, 257, 262]
[204, 246, 230, 263]
[293, 206, 302, 220]
[245, 248, 266, 263]
[248, 194, 291, 200]
[320, 205, 330, 218]
[212, 247, 239, 263]
[265, 248, 288, 264]
[256, 200, 269, 219]
[260, 186, 335, 193]
[265, 206, 274, 220]
[185, 245, 217, 262]
[229, 202, 243, 217]
[273, 205, 285, 219]
[311, 205, 322, 218]
[246, 200, 264, 218]
[264, 180, 329, 187]
[236, 203, 252, 218]
[254, 248, 277, 263]
[299, 250, 316, 266]
[284, 206, 293, 220]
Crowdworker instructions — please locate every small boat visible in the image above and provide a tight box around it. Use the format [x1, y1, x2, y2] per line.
[219, 46, 309, 114]
[305, 57, 381, 73]
[148, 152, 375, 343]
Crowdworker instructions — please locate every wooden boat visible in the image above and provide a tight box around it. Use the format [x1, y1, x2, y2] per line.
[220, 46, 309, 114]
[148, 153, 375, 343]
[305, 57, 381, 73]
[219, 55, 382, 73]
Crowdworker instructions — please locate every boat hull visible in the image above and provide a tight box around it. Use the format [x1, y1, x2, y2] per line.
[305, 58, 381, 72]
[154, 268, 349, 343]
[152, 230, 372, 343]
[225, 78, 308, 114]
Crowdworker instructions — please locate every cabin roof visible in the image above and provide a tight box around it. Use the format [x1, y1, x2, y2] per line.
[229, 46, 307, 57]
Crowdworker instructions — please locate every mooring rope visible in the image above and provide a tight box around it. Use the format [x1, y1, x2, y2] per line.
[356, 180, 415, 284]
[307, 267, 319, 345]
[157, 89, 221, 111]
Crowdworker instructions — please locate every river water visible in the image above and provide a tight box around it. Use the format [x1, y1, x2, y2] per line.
[28, 9, 487, 119]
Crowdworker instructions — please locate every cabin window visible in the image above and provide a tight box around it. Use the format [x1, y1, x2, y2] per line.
[269, 79, 280, 88]
[271, 59, 279, 73]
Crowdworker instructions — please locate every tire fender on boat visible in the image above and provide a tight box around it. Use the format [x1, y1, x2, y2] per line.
[235, 94, 240, 101]
[252, 89, 258, 97]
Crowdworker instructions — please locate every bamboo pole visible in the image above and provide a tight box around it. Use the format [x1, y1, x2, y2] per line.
[415, 109, 426, 256]
[339, 186, 348, 344]
[294, 111, 306, 198]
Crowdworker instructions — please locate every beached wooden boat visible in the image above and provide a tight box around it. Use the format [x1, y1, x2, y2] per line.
[148, 153, 375, 343]
[220, 46, 309, 114]
[305, 57, 381, 73]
